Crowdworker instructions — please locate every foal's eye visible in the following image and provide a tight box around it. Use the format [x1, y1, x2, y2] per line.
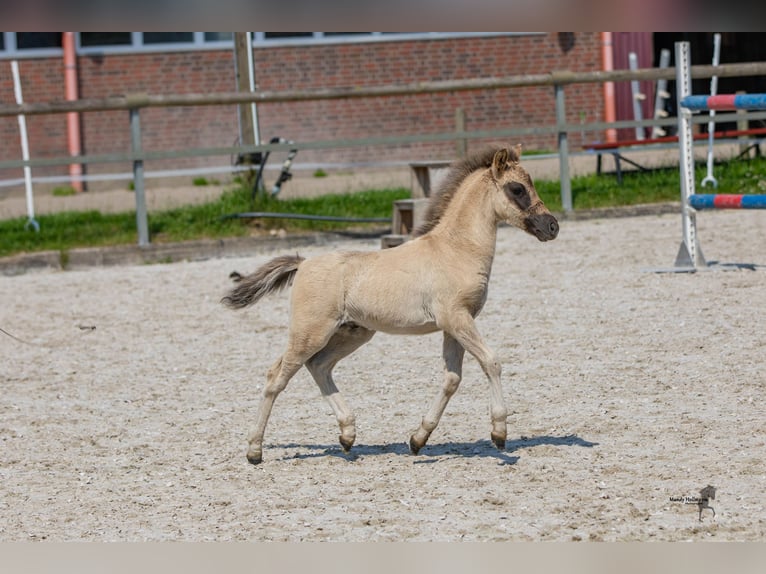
[508, 182, 526, 197]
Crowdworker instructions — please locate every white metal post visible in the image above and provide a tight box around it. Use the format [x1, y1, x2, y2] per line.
[11, 60, 39, 232]
[674, 41, 705, 269]
[555, 83, 572, 213]
[701, 33, 721, 188]
[245, 32, 260, 146]
[651, 49, 671, 138]
[629, 52, 645, 141]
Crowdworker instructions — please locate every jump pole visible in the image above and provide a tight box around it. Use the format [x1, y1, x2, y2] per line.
[673, 41, 766, 270]
[688, 194, 766, 210]
[681, 93, 766, 111]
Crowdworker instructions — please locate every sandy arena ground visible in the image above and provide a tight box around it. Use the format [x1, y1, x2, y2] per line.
[1, 208, 765, 542]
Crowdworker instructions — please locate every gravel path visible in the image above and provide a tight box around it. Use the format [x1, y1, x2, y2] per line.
[1, 209, 765, 541]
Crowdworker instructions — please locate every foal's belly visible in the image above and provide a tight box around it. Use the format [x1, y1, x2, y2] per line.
[375, 321, 440, 336]
[346, 311, 440, 335]
[345, 295, 441, 336]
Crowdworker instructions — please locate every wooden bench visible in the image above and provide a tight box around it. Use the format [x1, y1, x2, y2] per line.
[409, 160, 452, 198]
[584, 127, 766, 184]
[382, 161, 452, 248]
[381, 198, 430, 249]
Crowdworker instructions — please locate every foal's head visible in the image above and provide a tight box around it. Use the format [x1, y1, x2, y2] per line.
[489, 144, 559, 242]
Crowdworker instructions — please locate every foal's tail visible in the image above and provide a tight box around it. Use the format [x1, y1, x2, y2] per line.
[221, 254, 305, 309]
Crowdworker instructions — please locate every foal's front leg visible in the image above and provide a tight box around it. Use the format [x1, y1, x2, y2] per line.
[410, 333, 465, 454]
[442, 312, 508, 450]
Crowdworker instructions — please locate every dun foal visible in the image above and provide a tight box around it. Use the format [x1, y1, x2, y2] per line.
[222, 144, 559, 464]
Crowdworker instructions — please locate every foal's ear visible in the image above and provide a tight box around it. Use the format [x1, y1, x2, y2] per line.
[511, 143, 523, 160]
[491, 148, 510, 179]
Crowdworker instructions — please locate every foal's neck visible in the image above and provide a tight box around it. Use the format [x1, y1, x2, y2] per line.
[430, 174, 498, 260]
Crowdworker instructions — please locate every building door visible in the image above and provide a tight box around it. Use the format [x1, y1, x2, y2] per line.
[612, 32, 655, 141]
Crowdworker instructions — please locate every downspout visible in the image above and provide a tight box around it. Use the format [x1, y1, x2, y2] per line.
[63, 32, 83, 192]
[601, 32, 617, 143]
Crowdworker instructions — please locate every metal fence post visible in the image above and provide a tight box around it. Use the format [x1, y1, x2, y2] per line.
[454, 107, 467, 159]
[554, 82, 573, 213]
[130, 107, 150, 247]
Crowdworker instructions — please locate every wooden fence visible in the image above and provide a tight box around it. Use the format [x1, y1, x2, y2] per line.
[2, 61, 766, 245]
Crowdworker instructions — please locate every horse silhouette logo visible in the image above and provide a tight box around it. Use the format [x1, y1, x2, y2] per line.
[698, 485, 716, 521]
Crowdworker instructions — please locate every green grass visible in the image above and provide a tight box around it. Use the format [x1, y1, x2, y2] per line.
[1, 155, 764, 259]
[51, 186, 78, 197]
[191, 176, 221, 186]
[0, 185, 410, 258]
[535, 155, 766, 212]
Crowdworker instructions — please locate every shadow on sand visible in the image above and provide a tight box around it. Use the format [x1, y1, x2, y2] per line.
[271, 434, 597, 466]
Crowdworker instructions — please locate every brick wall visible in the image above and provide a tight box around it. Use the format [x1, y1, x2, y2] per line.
[254, 33, 604, 160]
[0, 33, 604, 189]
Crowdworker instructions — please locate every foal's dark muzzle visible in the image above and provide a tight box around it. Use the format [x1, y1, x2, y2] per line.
[525, 213, 559, 241]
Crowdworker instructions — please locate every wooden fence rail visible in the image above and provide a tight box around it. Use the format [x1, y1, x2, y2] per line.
[2, 61, 766, 117]
[3, 60, 766, 245]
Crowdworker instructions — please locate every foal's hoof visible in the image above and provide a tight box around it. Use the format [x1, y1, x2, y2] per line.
[246, 451, 263, 465]
[409, 435, 423, 455]
[491, 433, 506, 451]
[339, 435, 355, 453]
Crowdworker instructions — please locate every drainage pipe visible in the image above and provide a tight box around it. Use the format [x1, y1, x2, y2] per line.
[221, 212, 390, 223]
[601, 32, 617, 143]
[63, 32, 83, 192]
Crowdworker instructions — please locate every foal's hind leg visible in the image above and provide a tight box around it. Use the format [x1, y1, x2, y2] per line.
[246, 317, 339, 465]
[410, 333, 465, 454]
[305, 324, 375, 453]
[246, 355, 303, 465]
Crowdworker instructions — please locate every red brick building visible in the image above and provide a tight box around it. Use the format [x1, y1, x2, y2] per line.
[0, 32, 614, 191]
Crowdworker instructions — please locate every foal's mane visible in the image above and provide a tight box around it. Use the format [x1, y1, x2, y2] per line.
[412, 145, 519, 237]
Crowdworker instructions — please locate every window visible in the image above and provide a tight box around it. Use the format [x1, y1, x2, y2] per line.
[250, 32, 515, 47]
[74, 32, 233, 55]
[1, 32, 523, 59]
[254, 32, 377, 45]
[263, 33, 313, 39]
[80, 33, 132, 47]
[204, 33, 233, 42]
[16, 33, 62, 49]
[0, 32, 63, 57]
[142, 33, 194, 45]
